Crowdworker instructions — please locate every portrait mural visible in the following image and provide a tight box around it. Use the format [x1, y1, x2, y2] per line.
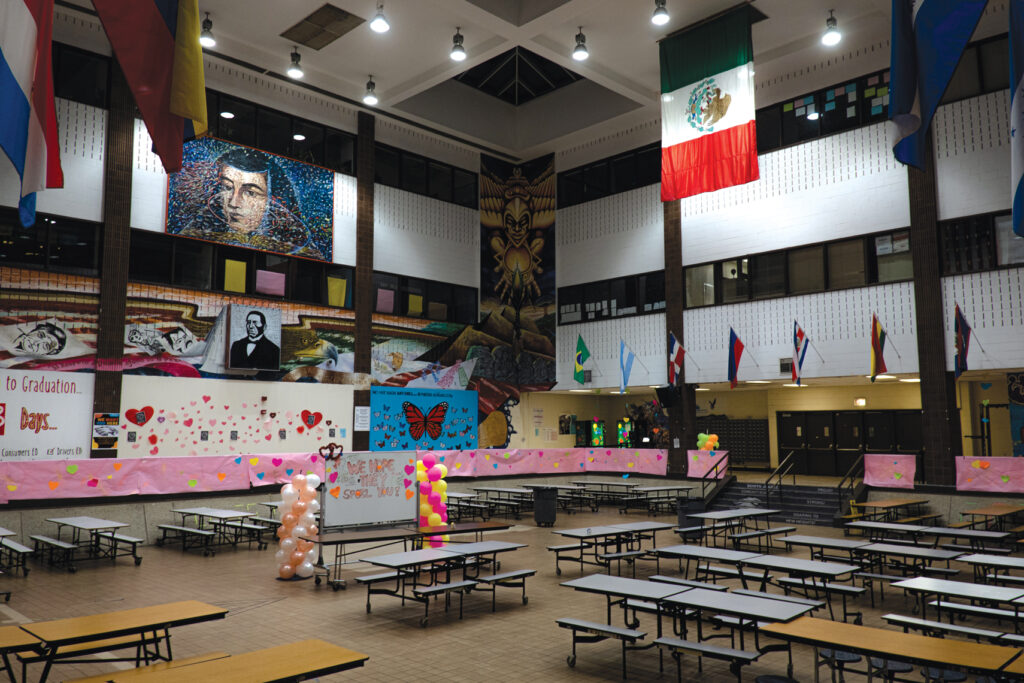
[227, 304, 282, 371]
[166, 137, 333, 261]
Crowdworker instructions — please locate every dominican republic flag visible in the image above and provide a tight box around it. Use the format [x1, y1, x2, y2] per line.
[92, 0, 208, 174]
[954, 304, 972, 378]
[0, 0, 64, 227]
[659, 5, 758, 201]
[727, 328, 744, 389]
[1012, 0, 1024, 236]
[667, 332, 685, 385]
[870, 314, 888, 382]
[889, 0, 987, 169]
[792, 322, 809, 386]
[619, 340, 636, 394]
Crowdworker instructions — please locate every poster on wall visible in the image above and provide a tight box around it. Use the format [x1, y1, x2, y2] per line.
[1009, 372, 1024, 457]
[227, 305, 282, 371]
[166, 137, 334, 261]
[0, 318, 93, 365]
[369, 387, 477, 451]
[92, 413, 119, 449]
[0, 370, 94, 460]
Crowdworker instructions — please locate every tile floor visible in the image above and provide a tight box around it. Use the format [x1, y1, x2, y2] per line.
[0, 508, 990, 682]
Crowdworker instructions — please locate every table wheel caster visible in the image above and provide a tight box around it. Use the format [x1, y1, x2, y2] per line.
[134, 558, 143, 566]
[332, 584, 342, 592]
[854, 616, 862, 625]
[567, 655, 576, 667]
[366, 604, 372, 614]
[68, 566, 77, 574]
[523, 596, 529, 605]
[556, 567, 562, 576]
[420, 617, 429, 627]
[315, 577, 321, 585]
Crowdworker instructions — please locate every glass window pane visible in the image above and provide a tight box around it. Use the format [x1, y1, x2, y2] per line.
[173, 240, 213, 289]
[401, 154, 427, 194]
[685, 264, 714, 307]
[635, 145, 661, 186]
[751, 252, 786, 299]
[257, 109, 291, 157]
[293, 260, 324, 303]
[129, 231, 172, 283]
[720, 258, 749, 303]
[995, 214, 1024, 266]
[205, 90, 219, 138]
[427, 162, 452, 202]
[375, 145, 400, 187]
[452, 287, 477, 324]
[559, 170, 584, 207]
[980, 37, 1010, 92]
[0, 219, 47, 268]
[611, 154, 636, 194]
[373, 273, 399, 313]
[559, 286, 582, 323]
[453, 169, 477, 208]
[820, 81, 861, 135]
[217, 96, 256, 146]
[325, 130, 355, 175]
[585, 281, 610, 320]
[876, 230, 913, 282]
[584, 162, 610, 201]
[48, 219, 97, 273]
[609, 278, 637, 316]
[216, 246, 251, 292]
[788, 246, 824, 294]
[827, 239, 865, 289]
[756, 106, 781, 152]
[642, 270, 665, 311]
[326, 266, 352, 307]
[291, 120, 324, 166]
[54, 44, 109, 108]
[942, 46, 981, 103]
[781, 94, 821, 145]
[860, 71, 890, 123]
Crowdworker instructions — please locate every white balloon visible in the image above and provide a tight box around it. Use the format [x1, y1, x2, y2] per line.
[305, 548, 318, 563]
[279, 537, 296, 553]
[299, 512, 316, 528]
[296, 560, 315, 578]
[309, 499, 321, 513]
[274, 549, 288, 564]
[291, 525, 309, 538]
[280, 485, 299, 505]
[306, 474, 322, 489]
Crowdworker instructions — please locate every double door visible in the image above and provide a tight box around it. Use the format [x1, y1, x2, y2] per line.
[777, 410, 922, 476]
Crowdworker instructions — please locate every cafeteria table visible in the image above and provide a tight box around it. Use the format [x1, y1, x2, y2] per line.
[649, 543, 759, 580]
[850, 498, 929, 521]
[960, 552, 1024, 584]
[44, 516, 139, 569]
[853, 542, 963, 575]
[551, 526, 636, 575]
[687, 508, 781, 546]
[891, 576, 1024, 625]
[780, 534, 869, 562]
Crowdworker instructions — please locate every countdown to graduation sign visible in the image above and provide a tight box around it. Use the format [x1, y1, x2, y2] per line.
[369, 387, 477, 452]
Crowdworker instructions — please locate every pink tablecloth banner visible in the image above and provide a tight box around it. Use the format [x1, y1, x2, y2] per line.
[0, 458, 143, 501]
[420, 448, 667, 478]
[956, 456, 1024, 493]
[686, 451, 729, 479]
[864, 453, 916, 489]
[136, 455, 249, 494]
[245, 452, 325, 487]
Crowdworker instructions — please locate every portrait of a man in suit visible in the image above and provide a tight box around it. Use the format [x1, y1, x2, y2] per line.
[229, 310, 280, 370]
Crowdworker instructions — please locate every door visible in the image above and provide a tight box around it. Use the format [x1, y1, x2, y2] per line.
[834, 411, 864, 475]
[894, 410, 923, 452]
[777, 412, 806, 474]
[864, 411, 895, 451]
[805, 412, 836, 475]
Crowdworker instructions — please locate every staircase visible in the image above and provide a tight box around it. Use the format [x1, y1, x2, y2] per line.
[708, 481, 844, 527]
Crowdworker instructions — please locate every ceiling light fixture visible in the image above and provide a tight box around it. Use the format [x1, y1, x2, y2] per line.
[219, 111, 234, 119]
[899, 378, 922, 383]
[783, 383, 807, 387]
[807, 111, 820, 121]
[369, 3, 390, 33]
[450, 27, 466, 61]
[292, 133, 306, 141]
[286, 47, 304, 79]
[199, 13, 216, 48]
[363, 76, 378, 105]
[572, 26, 589, 61]
[821, 10, 841, 47]
[746, 380, 772, 384]
[651, 0, 670, 26]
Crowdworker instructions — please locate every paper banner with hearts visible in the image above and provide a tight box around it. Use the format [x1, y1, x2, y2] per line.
[125, 406, 154, 427]
[686, 451, 729, 479]
[863, 453, 917, 489]
[956, 456, 1024, 493]
[300, 410, 323, 428]
[2, 459, 142, 500]
[412, 448, 668, 477]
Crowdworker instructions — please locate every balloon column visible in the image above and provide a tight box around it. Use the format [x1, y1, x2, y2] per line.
[696, 432, 720, 452]
[274, 473, 322, 580]
[417, 453, 450, 548]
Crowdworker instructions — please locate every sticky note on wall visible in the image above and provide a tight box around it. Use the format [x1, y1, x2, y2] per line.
[328, 276, 348, 307]
[224, 259, 246, 293]
[255, 269, 285, 296]
[408, 294, 423, 317]
[376, 288, 394, 313]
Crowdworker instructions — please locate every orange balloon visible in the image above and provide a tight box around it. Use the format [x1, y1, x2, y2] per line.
[292, 501, 308, 515]
[278, 564, 295, 579]
[307, 525, 318, 537]
[281, 513, 298, 527]
[290, 550, 306, 566]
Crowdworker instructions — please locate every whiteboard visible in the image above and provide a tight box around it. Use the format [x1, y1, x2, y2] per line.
[321, 451, 418, 529]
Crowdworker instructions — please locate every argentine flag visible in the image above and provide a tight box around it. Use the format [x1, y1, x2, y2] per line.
[1012, 0, 1024, 236]
[889, 0, 987, 169]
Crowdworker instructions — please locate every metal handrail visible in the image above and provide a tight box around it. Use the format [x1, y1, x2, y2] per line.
[764, 450, 796, 506]
[836, 453, 865, 513]
[700, 451, 730, 499]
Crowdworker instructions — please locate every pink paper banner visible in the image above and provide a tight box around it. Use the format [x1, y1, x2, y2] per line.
[864, 453, 916, 489]
[1, 459, 142, 501]
[418, 448, 667, 477]
[245, 453, 325, 487]
[687, 451, 729, 479]
[956, 456, 1024, 493]
[135, 455, 250, 495]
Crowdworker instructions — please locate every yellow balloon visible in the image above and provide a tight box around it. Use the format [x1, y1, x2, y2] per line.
[419, 503, 432, 517]
[416, 470, 427, 482]
[437, 464, 448, 478]
[416, 461, 426, 470]
[435, 479, 448, 492]
[427, 513, 443, 527]
[440, 493, 447, 502]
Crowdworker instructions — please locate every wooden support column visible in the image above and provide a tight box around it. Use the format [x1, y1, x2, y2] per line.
[907, 133, 959, 485]
[90, 65, 134, 457]
[663, 199, 695, 474]
[352, 111, 375, 451]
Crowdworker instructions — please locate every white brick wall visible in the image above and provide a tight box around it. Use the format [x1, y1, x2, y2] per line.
[942, 268, 1024, 371]
[556, 314, 667, 390]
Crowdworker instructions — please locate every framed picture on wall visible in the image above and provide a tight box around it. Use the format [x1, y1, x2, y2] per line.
[227, 304, 281, 370]
[558, 414, 576, 435]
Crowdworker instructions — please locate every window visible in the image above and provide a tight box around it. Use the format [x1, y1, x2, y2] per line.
[980, 36, 1010, 92]
[828, 239, 866, 289]
[751, 251, 786, 299]
[217, 96, 256, 146]
[174, 240, 213, 290]
[756, 106, 782, 153]
[584, 280, 610, 321]
[453, 169, 478, 209]
[129, 231, 172, 284]
[608, 277, 637, 316]
[452, 287, 477, 324]
[611, 154, 637, 194]
[788, 246, 825, 294]
[48, 220, 99, 273]
[293, 260, 324, 304]
[291, 120, 325, 166]
[557, 143, 660, 208]
[941, 215, 995, 274]
[720, 259, 749, 303]
[995, 214, 1024, 266]
[325, 130, 356, 176]
[53, 43, 109, 108]
[558, 170, 584, 207]
[401, 154, 427, 195]
[559, 285, 582, 323]
[0, 221, 47, 268]
[326, 266, 353, 308]
[875, 230, 913, 282]
[257, 109, 291, 157]
[685, 264, 714, 307]
[427, 162, 452, 202]
[375, 145, 401, 187]
[0, 211, 99, 274]
[373, 273, 399, 313]
[640, 270, 665, 311]
[941, 45, 981, 104]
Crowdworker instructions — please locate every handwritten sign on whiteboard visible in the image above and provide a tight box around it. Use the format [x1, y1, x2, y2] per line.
[321, 451, 417, 529]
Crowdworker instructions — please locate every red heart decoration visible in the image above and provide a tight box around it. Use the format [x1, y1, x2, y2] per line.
[148, 434, 158, 445]
[183, 418, 193, 427]
[126, 407, 154, 426]
[202, 395, 211, 403]
[264, 434, 272, 441]
[296, 426, 305, 434]
[300, 410, 323, 428]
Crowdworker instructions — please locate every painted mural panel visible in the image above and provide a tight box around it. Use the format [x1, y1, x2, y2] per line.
[369, 387, 478, 451]
[167, 138, 334, 261]
[0, 369, 94, 460]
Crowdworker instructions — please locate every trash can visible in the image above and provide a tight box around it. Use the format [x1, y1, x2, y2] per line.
[676, 497, 706, 542]
[534, 487, 557, 527]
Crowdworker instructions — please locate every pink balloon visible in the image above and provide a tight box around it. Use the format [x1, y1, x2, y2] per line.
[428, 491, 441, 505]
[421, 454, 437, 469]
[427, 465, 442, 482]
[279, 563, 295, 579]
[290, 550, 306, 566]
[420, 515, 430, 527]
[299, 486, 316, 502]
[419, 482, 431, 495]
[440, 511, 448, 523]
[307, 525, 318, 537]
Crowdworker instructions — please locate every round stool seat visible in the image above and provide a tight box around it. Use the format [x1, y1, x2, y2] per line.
[755, 677, 798, 683]
[921, 668, 966, 682]
[821, 650, 861, 664]
[870, 658, 913, 673]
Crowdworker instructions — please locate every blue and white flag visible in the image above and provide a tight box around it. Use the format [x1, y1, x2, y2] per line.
[619, 340, 635, 394]
[1012, 0, 1024, 236]
[889, 0, 988, 169]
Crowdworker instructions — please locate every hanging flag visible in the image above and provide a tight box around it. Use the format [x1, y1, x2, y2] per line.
[792, 322, 809, 386]
[954, 304, 972, 379]
[1012, 0, 1024, 236]
[574, 334, 590, 385]
[727, 328, 744, 389]
[619, 340, 636, 394]
[92, 0, 208, 174]
[659, 6, 758, 201]
[870, 314, 888, 382]
[889, 0, 988, 169]
[0, 0, 64, 227]
[667, 332, 685, 385]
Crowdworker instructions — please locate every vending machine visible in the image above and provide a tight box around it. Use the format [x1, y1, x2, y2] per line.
[590, 419, 606, 447]
[616, 417, 633, 447]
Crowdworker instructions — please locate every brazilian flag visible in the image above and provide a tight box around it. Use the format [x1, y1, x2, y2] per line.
[574, 335, 590, 384]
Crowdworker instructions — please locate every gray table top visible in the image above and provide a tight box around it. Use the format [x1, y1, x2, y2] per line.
[556, 526, 635, 539]
[445, 492, 478, 499]
[845, 521, 930, 533]
[450, 541, 525, 555]
[572, 481, 637, 488]
[46, 516, 128, 530]
[520, 483, 582, 490]
[609, 521, 675, 532]
[959, 554, 1024, 570]
[892, 576, 1024, 602]
[741, 555, 860, 577]
[663, 587, 815, 622]
[926, 526, 1010, 541]
[472, 487, 532, 494]
[652, 544, 760, 562]
[857, 543, 964, 561]
[365, 548, 462, 568]
[632, 485, 695, 493]
[171, 507, 254, 520]
[781, 535, 870, 551]
[0, 527, 14, 537]
[688, 508, 780, 521]
[561, 574, 688, 601]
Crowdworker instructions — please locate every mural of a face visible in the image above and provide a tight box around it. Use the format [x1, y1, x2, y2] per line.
[14, 324, 66, 356]
[490, 184, 544, 301]
[217, 164, 269, 233]
[503, 196, 531, 246]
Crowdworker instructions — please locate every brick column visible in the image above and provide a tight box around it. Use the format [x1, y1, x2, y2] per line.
[663, 199, 695, 474]
[352, 111, 375, 451]
[907, 133, 959, 485]
[90, 65, 134, 457]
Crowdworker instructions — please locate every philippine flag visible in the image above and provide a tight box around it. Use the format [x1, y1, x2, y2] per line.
[0, 0, 64, 226]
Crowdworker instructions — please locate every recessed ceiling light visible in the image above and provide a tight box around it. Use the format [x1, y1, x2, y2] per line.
[219, 111, 235, 119]
[899, 378, 921, 383]
[369, 3, 390, 33]
[292, 133, 306, 141]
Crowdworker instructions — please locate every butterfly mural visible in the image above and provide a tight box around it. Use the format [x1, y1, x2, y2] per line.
[403, 401, 448, 440]
[369, 387, 478, 452]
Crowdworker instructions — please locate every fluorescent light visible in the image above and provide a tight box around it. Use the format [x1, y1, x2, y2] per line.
[899, 378, 921, 383]
[292, 134, 306, 141]
[746, 380, 771, 384]
[695, 387, 710, 392]
[369, 4, 390, 33]
[854, 397, 867, 407]
[783, 383, 806, 387]
[219, 111, 235, 119]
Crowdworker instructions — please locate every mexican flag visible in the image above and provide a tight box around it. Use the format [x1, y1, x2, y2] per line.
[659, 6, 758, 201]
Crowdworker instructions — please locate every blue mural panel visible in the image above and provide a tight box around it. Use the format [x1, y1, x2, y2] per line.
[370, 387, 478, 451]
